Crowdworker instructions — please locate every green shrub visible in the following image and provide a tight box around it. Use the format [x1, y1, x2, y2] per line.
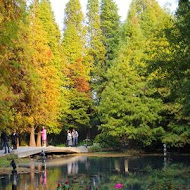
[88, 144, 102, 152]
[82, 139, 93, 147]
[95, 133, 120, 148]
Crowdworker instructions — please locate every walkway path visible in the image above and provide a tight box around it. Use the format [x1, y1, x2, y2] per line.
[0, 146, 88, 158]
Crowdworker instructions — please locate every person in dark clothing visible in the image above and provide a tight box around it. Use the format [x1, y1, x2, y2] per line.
[10, 160, 17, 170]
[40, 150, 46, 163]
[11, 130, 18, 150]
[1, 131, 11, 154]
[0, 132, 4, 150]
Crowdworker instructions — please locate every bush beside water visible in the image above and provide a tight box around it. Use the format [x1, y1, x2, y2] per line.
[88, 143, 102, 152]
[0, 154, 18, 168]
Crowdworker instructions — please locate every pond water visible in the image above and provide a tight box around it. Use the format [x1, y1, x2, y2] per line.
[0, 154, 189, 190]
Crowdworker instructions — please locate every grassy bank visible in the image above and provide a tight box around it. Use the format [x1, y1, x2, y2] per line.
[0, 154, 18, 168]
[0, 154, 29, 168]
[0, 154, 31, 175]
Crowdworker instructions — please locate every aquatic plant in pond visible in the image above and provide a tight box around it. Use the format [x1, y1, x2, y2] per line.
[56, 180, 70, 190]
[114, 183, 124, 189]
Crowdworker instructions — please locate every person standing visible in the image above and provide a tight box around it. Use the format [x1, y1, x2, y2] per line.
[0, 132, 4, 150]
[11, 130, 18, 150]
[72, 129, 79, 147]
[41, 126, 47, 147]
[67, 130, 72, 147]
[2, 131, 11, 154]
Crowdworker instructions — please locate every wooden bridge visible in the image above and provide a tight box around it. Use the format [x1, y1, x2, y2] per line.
[0, 146, 88, 158]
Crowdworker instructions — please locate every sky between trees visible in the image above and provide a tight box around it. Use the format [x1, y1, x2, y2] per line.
[49, 0, 178, 30]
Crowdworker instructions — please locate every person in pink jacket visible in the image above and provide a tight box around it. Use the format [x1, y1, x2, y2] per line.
[41, 126, 47, 147]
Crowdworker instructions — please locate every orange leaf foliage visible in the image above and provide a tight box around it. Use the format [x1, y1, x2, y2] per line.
[67, 58, 91, 94]
[74, 76, 90, 93]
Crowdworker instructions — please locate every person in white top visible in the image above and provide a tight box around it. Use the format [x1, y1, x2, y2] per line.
[67, 130, 72, 147]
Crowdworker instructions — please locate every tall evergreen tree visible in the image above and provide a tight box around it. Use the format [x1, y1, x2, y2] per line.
[148, 0, 190, 147]
[100, 0, 120, 66]
[37, 0, 61, 66]
[0, 0, 26, 131]
[98, 0, 164, 147]
[62, 0, 87, 63]
[62, 0, 92, 135]
[64, 0, 83, 33]
[129, 0, 190, 147]
[22, 1, 64, 146]
[37, 0, 69, 141]
[174, 0, 190, 117]
[86, 0, 106, 102]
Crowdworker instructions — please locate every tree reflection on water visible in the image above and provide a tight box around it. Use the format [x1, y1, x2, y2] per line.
[0, 155, 189, 190]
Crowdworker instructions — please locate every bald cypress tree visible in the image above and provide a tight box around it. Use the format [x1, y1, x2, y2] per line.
[133, 0, 187, 147]
[87, 0, 106, 102]
[98, 0, 164, 147]
[62, 0, 92, 133]
[174, 0, 190, 117]
[0, 0, 27, 131]
[100, 0, 120, 66]
[37, 0, 69, 136]
[37, 0, 61, 65]
[126, 0, 190, 147]
[62, 0, 86, 63]
[20, 1, 64, 146]
[148, 0, 190, 147]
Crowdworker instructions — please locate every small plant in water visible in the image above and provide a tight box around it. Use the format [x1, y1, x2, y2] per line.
[114, 183, 124, 189]
[56, 180, 70, 190]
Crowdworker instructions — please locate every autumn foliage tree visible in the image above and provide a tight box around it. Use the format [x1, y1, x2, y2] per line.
[0, 0, 27, 132]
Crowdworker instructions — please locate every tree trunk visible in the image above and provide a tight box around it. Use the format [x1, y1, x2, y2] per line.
[37, 131, 41, 147]
[29, 125, 36, 147]
[17, 137, 19, 148]
[30, 163, 35, 183]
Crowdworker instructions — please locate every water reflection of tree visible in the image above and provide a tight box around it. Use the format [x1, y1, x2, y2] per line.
[114, 158, 129, 173]
[70, 157, 190, 190]
[101, 163, 190, 190]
